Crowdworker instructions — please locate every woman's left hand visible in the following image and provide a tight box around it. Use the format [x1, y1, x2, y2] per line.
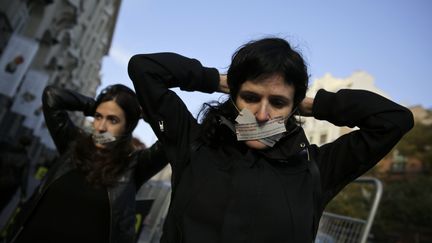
[298, 97, 314, 117]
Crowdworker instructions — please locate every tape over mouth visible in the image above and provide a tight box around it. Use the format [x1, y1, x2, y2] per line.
[234, 108, 287, 147]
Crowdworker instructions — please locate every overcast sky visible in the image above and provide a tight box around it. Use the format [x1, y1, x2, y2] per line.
[100, 0, 432, 146]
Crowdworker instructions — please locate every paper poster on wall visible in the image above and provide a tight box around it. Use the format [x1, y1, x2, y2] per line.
[11, 70, 49, 129]
[0, 33, 39, 97]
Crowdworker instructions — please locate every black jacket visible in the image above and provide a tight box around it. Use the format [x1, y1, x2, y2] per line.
[6, 86, 168, 243]
[128, 52, 414, 243]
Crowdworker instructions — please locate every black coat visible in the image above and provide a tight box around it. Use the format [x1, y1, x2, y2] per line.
[6, 86, 168, 243]
[128, 52, 414, 243]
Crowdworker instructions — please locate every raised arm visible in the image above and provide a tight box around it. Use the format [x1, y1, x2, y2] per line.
[311, 89, 414, 202]
[134, 141, 169, 187]
[127, 53, 220, 163]
[42, 85, 95, 154]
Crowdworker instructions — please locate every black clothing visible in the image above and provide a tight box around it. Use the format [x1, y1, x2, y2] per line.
[0, 142, 29, 211]
[15, 170, 109, 243]
[128, 52, 414, 243]
[6, 86, 168, 243]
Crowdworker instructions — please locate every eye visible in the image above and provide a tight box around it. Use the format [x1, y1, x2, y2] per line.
[109, 117, 120, 124]
[239, 92, 260, 103]
[269, 97, 289, 109]
[94, 113, 102, 120]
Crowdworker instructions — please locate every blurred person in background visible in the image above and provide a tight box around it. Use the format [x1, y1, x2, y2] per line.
[4, 84, 168, 243]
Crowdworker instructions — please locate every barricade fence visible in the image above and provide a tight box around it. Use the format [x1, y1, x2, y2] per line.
[316, 177, 383, 243]
[134, 177, 383, 243]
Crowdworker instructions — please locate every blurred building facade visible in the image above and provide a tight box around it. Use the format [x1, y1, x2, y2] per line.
[376, 105, 431, 178]
[0, 2, 122, 226]
[0, 0, 121, 164]
[302, 71, 430, 178]
[302, 71, 389, 145]
[410, 105, 432, 125]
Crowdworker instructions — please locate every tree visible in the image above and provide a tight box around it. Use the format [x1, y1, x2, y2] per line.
[373, 176, 432, 242]
[395, 122, 432, 173]
[322, 108, 432, 242]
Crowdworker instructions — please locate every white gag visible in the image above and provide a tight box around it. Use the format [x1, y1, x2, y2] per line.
[234, 108, 286, 146]
[92, 131, 117, 145]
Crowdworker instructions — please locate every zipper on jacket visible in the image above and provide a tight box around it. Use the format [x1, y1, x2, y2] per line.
[300, 142, 311, 161]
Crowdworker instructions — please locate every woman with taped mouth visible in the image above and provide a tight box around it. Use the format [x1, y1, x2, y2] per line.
[6, 84, 168, 243]
[128, 37, 414, 243]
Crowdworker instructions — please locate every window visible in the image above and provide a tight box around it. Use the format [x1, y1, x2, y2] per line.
[319, 133, 327, 145]
[391, 153, 406, 173]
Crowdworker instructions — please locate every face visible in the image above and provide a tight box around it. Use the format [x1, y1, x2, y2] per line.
[93, 100, 127, 148]
[235, 74, 295, 150]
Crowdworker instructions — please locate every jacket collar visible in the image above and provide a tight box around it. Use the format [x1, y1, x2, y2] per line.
[259, 127, 310, 161]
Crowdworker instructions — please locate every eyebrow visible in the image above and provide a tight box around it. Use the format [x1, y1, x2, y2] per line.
[239, 90, 260, 97]
[239, 90, 292, 102]
[269, 95, 292, 103]
[106, 115, 120, 120]
[95, 112, 121, 120]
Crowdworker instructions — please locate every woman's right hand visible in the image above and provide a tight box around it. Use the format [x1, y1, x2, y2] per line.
[218, 74, 230, 94]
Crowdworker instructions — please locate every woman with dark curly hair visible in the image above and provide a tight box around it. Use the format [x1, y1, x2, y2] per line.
[7, 84, 168, 243]
[128, 37, 413, 243]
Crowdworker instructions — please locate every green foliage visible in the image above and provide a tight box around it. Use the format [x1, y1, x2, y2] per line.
[323, 111, 432, 241]
[374, 176, 432, 233]
[395, 122, 432, 172]
[325, 183, 376, 220]
[324, 176, 432, 241]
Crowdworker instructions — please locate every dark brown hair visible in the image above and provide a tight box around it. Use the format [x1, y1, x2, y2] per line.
[73, 134, 133, 187]
[73, 84, 141, 187]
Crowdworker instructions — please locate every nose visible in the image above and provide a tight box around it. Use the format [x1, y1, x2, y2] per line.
[96, 119, 107, 133]
[255, 103, 270, 123]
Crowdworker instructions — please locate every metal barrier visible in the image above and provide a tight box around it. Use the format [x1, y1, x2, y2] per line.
[136, 180, 171, 243]
[316, 177, 383, 243]
[137, 177, 383, 243]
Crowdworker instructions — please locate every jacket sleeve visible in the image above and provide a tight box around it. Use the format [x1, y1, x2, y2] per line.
[42, 85, 96, 154]
[312, 89, 414, 202]
[134, 141, 169, 187]
[127, 53, 220, 166]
